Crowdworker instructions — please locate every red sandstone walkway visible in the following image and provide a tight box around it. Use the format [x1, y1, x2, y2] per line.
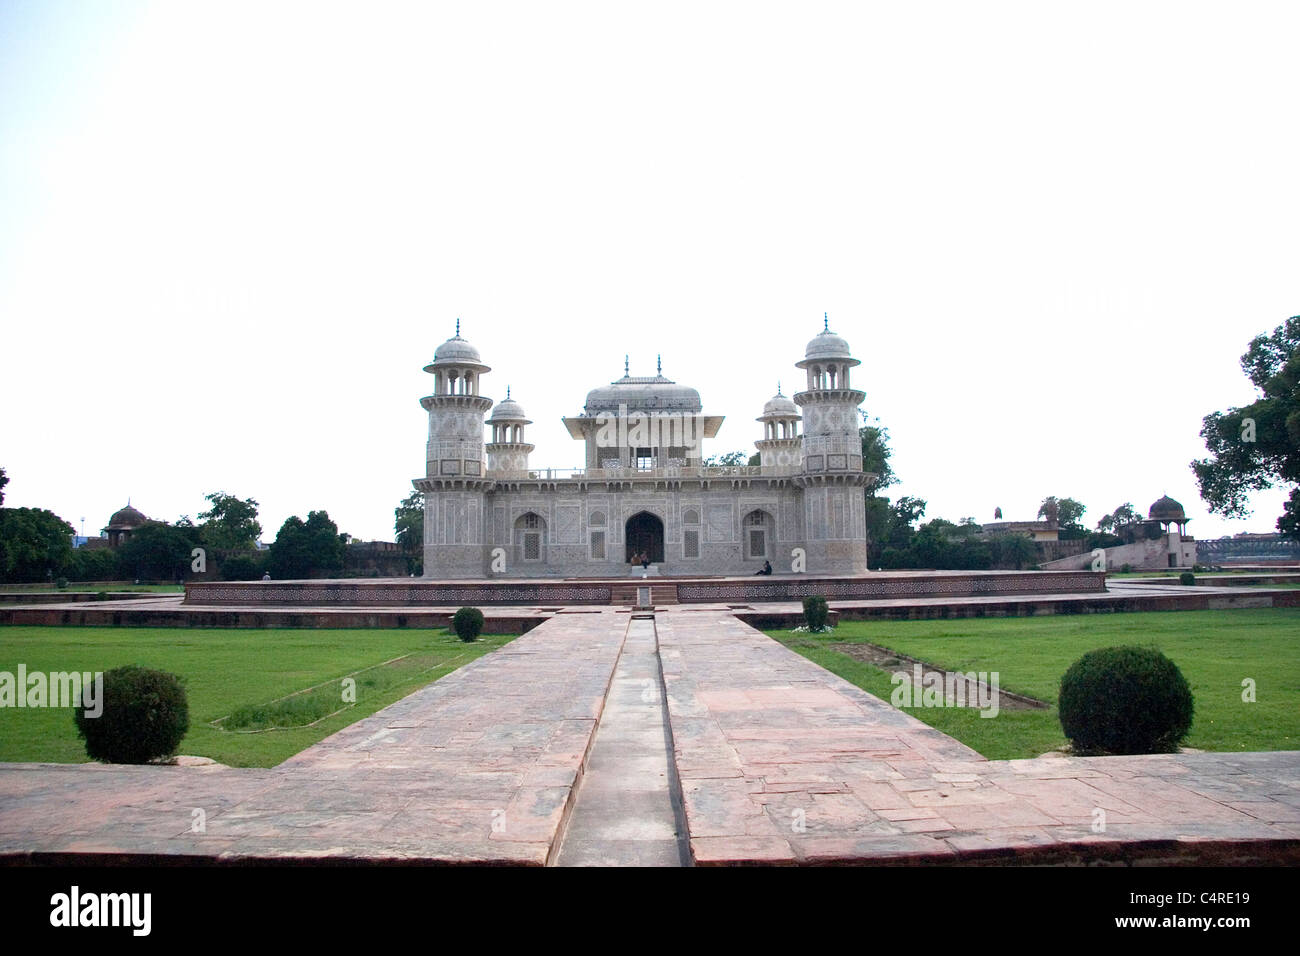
[657, 611, 1300, 865]
[0, 610, 627, 865]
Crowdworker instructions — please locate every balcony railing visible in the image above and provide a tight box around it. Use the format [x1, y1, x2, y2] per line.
[489, 464, 765, 481]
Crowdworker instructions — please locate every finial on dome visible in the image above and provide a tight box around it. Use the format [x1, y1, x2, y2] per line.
[823, 312, 829, 332]
[624, 354, 629, 375]
[455, 317, 460, 336]
[777, 382, 782, 396]
[657, 354, 662, 375]
[506, 385, 511, 399]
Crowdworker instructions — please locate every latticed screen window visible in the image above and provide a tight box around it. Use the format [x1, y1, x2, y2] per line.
[684, 529, 699, 559]
[749, 529, 766, 558]
[524, 533, 541, 560]
[591, 530, 606, 560]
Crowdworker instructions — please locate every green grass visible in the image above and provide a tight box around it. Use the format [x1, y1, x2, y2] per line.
[767, 608, 1300, 760]
[0, 626, 514, 767]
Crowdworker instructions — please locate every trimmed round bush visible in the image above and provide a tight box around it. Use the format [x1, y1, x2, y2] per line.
[1179, 571, 1196, 586]
[802, 595, 829, 632]
[453, 606, 484, 642]
[74, 665, 189, 764]
[1058, 646, 1193, 755]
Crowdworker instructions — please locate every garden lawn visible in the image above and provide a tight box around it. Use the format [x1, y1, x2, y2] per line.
[767, 608, 1300, 760]
[0, 626, 513, 767]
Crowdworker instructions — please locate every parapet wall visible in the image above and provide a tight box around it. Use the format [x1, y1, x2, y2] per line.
[184, 570, 1106, 608]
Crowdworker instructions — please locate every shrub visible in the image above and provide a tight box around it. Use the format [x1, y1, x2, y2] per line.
[74, 665, 189, 764]
[1120, 563, 1133, 573]
[452, 606, 484, 642]
[1179, 571, 1196, 586]
[55, 577, 68, 589]
[802, 595, 830, 632]
[1058, 646, 1193, 755]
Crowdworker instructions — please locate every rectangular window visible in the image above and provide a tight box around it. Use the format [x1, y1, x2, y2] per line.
[524, 533, 540, 560]
[684, 529, 699, 559]
[749, 529, 766, 558]
[590, 530, 606, 561]
[635, 447, 654, 470]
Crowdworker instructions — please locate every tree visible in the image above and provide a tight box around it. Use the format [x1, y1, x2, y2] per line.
[867, 495, 927, 565]
[268, 510, 344, 579]
[197, 492, 261, 551]
[704, 451, 750, 466]
[0, 507, 74, 582]
[860, 421, 896, 494]
[1038, 496, 1086, 532]
[115, 522, 197, 582]
[394, 491, 423, 555]
[1192, 315, 1300, 539]
[1096, 502, 1144, 533]
[990, 534, 1037, 570]
[860, 419, 902, 564]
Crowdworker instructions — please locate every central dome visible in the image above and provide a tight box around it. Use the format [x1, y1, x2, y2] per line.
[583, 372, 702, 415]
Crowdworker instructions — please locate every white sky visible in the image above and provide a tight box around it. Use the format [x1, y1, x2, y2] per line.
[1, 0, 1296, 543]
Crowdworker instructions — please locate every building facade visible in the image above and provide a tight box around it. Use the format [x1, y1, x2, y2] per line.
[413, 319, 872, 578]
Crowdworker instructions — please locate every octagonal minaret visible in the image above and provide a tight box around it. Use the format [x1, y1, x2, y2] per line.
[486, 387, 534, 476]
[414, 321, 495, 578]
[793, 314, 870, 572]
[755, 385, 802, 474]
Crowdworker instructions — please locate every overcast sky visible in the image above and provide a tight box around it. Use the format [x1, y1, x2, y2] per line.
[1, 0, 1296, 544]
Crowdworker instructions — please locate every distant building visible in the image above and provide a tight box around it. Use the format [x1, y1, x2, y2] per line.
[104, 502, 149, 548]
[1042, 494, 1197, 571]
[413, 318, 873, 578]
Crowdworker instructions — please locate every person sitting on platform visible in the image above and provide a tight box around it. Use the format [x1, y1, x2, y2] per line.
[755, 560, 772, 575]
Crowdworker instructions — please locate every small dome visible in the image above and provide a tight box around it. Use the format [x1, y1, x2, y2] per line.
[805, 329, 854, 362]
[761, 392, 799, 418]
[488, 395, 529, 423]
[1149, 495, 1186, 520]
[432, 333, 482, 366]
[108, 503, 148, 529]
[797, 315, 861, 368]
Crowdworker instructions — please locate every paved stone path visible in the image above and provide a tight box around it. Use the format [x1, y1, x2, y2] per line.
[2, 605, 1299, 865]
[554, 616, 688, 866]
[657, 610, 1300, 864]
[0, 610, 626, 864]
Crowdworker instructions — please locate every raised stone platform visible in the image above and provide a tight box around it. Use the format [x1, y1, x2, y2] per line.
[183, 570, 1107, 609]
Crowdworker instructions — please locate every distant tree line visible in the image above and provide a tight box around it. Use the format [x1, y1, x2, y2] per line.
[0, 475, 357, 584]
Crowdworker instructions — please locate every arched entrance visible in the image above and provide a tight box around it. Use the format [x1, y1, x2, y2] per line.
[625, 512, 664, 564]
